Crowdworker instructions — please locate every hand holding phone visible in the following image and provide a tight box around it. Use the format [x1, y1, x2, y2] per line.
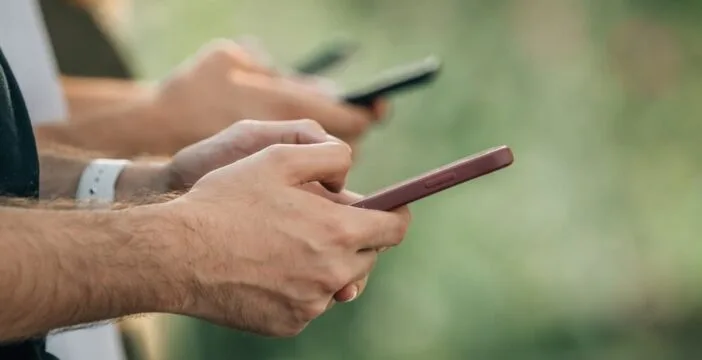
[351, 146, 514, 211]
[342, 56, 442, 107]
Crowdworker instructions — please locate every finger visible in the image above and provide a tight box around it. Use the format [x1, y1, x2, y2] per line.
[300, 183, 363, 204]
[234, 35, 277, 71]
[292, 76, 341, 98]
[268, 77, 375, 140]
[333, 275, 369, 303]
[324, 134, 353, 158]
[257, 119, 328, 145]
[328, 189, 363, 205]
[300, 185, 409, 250]
[259, 142, 352, 193]
[334, 283, 359, 303]
[325, 297, 336, 312]
[200, 39, 276, 76]
[370, 98, 391, 122]
[335, 248, 378, 302]
[341, 205, 412, 251]
[230, 73, 374, 141]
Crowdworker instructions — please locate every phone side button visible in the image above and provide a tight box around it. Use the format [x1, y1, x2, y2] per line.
[424, 172, 457, 189]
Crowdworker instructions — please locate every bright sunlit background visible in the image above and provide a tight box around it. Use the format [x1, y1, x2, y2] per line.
[59, 0, 702, 358]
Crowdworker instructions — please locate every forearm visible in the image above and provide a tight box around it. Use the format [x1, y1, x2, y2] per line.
[38, 150, 170, 201]
[0, 204, 180, 341]
[61, 76, 155, 120]
[32, 98, 179, 158]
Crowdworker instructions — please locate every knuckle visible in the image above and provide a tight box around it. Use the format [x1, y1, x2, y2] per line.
[262, 143, 292, 164]
[211, 38, 238, 52]
[327, 219, 362, 247]
[235, 119, 262, 131]
[291, 119, 326, 140]
[320, 265, 349, 293]
[203, 40, 242, 63]
[297, 301, 328, 323]
[390, 214, 410, 246]
[211, 49, 233, 63]
[329, 143, 353, 168]
[270, 322, 306, 338]
[297, 118, 323, 130]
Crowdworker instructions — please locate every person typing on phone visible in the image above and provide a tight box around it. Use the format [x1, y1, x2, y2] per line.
[0, 43, 411, 360]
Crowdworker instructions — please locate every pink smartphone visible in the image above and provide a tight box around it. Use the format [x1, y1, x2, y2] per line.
[351, 146, 514, 211]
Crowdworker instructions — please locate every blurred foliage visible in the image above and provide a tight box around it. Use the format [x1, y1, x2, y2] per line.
[124, 0, 702, 358]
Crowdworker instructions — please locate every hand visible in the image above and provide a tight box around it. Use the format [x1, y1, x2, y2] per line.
[153, 39, 386, 154]
[166, 119, 385, 301]
[300, 183, 399, 303]
[166, 119, 336, 190]
[161, 142, 411, 336]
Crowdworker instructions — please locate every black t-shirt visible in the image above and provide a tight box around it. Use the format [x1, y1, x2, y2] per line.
[0, 47, 57, 360]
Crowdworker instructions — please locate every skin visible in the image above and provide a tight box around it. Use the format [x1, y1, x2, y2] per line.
[38, 120, 387, 300]
[37, 40, 388, 157]
[0, 141, 410, 341]
[60, 76, 153, 118]
[0, 119, 410, 341]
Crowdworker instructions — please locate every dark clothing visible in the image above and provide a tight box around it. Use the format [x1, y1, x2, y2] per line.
[39, 0, 133, 79]
[0, 46, 57, 360]
[0, 45, 39, 198]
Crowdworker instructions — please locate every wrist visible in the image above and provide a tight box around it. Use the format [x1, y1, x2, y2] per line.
[117, 203, 192, 314]
[143, 197, 223, 317]
[38, 97, 180, 157]
[114, 161, 172, 201]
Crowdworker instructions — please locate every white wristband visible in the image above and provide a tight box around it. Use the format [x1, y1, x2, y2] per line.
[76, 159, 131, 207]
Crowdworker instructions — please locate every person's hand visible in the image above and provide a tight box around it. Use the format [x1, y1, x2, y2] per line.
[159, 141, 411, 336]
[152, 39, 387, 154]
[165, 118, 338, 190]
[164, 118, 383, 302]
[299, 183, 397, 303]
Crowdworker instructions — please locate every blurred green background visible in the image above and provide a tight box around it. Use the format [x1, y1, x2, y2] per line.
[115, 0, 702, 358]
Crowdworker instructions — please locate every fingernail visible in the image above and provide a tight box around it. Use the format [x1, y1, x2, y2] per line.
[346, 285, 359, 302]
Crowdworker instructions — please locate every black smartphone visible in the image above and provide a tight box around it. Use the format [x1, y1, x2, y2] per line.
[342, 56, 442, 107]
[294, 39, 359, 75]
